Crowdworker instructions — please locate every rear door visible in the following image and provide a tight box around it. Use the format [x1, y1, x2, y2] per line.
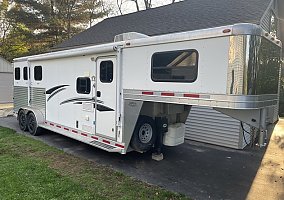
[95, 57, 117, 139]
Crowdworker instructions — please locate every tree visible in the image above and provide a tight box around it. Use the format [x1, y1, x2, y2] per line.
[0, 0, 109, 61]
[84, 0, 108, 27]
[143, 0, 152, 9]
[0, 0, 13, 43]
[0, 23, 31, 61]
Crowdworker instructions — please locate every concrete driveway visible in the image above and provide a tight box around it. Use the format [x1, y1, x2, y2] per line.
[0, 116, 283, 200]
[0, 103, 13, 117]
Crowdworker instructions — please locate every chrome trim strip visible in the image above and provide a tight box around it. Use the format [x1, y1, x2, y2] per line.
[123, 89, 278, 110]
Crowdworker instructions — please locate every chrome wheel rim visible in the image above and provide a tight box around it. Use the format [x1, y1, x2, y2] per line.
[138, 123, 152, 144]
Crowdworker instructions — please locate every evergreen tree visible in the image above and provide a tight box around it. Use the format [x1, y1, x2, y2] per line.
[0, 0, 108, 61]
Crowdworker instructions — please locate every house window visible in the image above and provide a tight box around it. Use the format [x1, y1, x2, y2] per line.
[151, 49, 199, 82]
[100, 61, 113, 83]
[34, 66, 42, 81]
[23, 67, 28, 80]
[15, 67, 20, 80]
[76, 77, 91, 94]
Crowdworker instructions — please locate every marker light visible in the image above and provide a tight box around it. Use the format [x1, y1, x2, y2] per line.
[223, 29, 231, 33]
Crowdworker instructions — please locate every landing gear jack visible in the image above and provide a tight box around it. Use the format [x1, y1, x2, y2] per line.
[152, 117, 168, 161]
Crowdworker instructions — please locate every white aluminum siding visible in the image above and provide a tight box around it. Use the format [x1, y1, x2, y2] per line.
[0, 73, 13, 103]
[185, 106, 249, 149]
[0, 57, 12, 73]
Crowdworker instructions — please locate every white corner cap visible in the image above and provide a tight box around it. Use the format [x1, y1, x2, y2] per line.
[232, 23, 264, 36]
[114, 32, 149, 42]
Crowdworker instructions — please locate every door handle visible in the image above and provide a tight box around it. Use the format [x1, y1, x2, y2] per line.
[97, 91, 101, 97]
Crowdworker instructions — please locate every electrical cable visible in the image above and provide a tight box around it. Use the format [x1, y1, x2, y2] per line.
[241, 122, 250, 145]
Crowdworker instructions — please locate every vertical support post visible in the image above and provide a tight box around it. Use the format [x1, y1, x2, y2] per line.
[259, 108, 267, 147]
[116, 45, 124, 143]
[27, 61, 31, 106]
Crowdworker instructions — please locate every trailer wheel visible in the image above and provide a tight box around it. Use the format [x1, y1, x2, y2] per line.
[27, 112, 41, 136]
[18, 110, 28, 131]
[130, 116, 157, 152]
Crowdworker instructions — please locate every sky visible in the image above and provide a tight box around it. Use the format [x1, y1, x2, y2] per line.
[104, 0, 183, 15]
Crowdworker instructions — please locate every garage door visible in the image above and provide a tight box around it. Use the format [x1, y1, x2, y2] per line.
[0, 73, 13, 103]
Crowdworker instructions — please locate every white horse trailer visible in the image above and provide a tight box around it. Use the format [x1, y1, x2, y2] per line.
[13, 23, 282, 158]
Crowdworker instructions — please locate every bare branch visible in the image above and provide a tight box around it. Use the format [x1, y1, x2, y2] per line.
[143, 0, 152, 10]
[129, 0, 139, 11]
[116, 0, 123, 15]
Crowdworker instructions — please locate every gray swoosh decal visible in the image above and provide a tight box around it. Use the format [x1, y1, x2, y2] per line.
[60, 97, 104, 105]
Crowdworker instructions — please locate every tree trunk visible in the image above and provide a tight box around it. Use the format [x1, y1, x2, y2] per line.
[133, 0, 140, 11]
[143, 0, 151, 9]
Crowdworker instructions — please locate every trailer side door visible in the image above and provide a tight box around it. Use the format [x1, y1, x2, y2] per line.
[95, 57, 117, 139]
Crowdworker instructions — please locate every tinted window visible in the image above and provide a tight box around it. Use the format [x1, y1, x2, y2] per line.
[34, 66, 42, 81]
[77, 77, 91, 94]
[151, 50, 198, 82]
[23, 67, 28, 80]
[247, 36, 281, 95]
[15, 67, 20, 80]
[100, 61, 113, 83]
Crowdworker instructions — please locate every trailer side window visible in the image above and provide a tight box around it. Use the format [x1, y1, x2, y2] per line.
[15, 67, 20, 80]
[23, 67, 28, 80]
[34, 66, 42, 81]
[100, 61, 113, 83]
[151, 49, 198, 82]
[76, 77, 91, 94]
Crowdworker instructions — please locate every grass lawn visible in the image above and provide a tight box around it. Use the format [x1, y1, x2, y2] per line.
[0, 127, 188, 200]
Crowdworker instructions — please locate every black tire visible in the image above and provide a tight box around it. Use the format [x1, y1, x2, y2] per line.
[130, 116, 157, 152]
[18, 110, 28, 131]
[27, 112, 41, 136]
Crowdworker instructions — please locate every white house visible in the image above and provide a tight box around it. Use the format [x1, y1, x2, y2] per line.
[0, 57, 13, 103]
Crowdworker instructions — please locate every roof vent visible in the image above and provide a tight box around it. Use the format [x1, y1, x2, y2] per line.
[114, 32, 149, 42]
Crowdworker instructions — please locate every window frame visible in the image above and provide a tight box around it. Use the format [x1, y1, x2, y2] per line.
[100, 60, 114, 83]
[76, 77, 91, 94]
[151, 49, 199, 83]
[34, 66, 42, 81]
[15, 67, 20, 80]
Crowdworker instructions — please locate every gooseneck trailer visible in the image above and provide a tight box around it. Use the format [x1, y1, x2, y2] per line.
[13, 23, 282, 158]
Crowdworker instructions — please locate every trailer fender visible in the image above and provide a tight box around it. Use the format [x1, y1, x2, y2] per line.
[19, 107, 45, 125]
[123, 100, 143, 151]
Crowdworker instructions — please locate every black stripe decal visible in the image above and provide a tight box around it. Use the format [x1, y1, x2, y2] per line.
[72, 101, 114, 112]
[60, 97, 104, 105]
[46, 85, 69, 94]
[97, 104, 114, 112]
[73, 102, 83, 105]
[47, 88, 66, 102]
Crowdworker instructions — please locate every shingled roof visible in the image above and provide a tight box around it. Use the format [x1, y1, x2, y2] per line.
[53, 0, 272, 50]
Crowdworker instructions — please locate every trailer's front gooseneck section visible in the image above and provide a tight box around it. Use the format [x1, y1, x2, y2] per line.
[121, 32, 282, 152]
